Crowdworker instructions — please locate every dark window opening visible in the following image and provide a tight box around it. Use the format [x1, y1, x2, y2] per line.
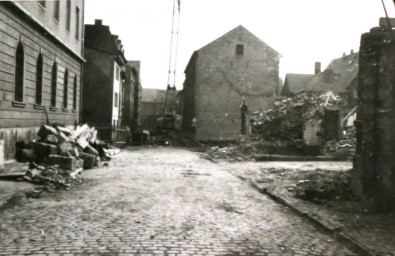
[54, 0, 60, 21]
[15, 42, 24, 102]
[73, 75, 77, 110]
[66, 0, 71, 31]
[51, 62, 57, 107]
[75, 7, 80, 40]
[35, 53, 43, 105]
[63, 69, 68, 109]
[236, 44, 244, 55]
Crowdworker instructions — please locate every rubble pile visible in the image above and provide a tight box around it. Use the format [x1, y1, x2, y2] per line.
[292, 170, 354, 204]
[7, 123, 118, 194]
[205, 142, 265, 161]
[250, 93, 342, 142]
[321, 126, 356, 157]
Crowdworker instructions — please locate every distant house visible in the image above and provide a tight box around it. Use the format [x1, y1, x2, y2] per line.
[181, 25, 281, 141]
[305, 51, 359, 111]
[81, 19, 128, 142]
[140, 89, 166, 132]
[0, 1, 85, 160]
[281, 74, 315, 97]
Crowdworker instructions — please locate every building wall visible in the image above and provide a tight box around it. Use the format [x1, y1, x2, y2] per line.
[0, 2, 83, 160]
[81, 48, 113, 128]
[353, 26, 395, 211]
[193, 26, 279, 141]
[112, 61, 121, 126]
[14, 0, 84, 57]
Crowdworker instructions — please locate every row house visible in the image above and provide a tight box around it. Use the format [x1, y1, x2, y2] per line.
[81, 19, 129, 143]
[0, 0, 85, 160]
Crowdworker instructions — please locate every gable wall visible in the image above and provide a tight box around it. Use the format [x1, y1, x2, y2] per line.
[194, 27, 279, 141]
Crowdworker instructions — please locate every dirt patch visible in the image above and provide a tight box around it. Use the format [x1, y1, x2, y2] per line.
[291, 171, 355, 204]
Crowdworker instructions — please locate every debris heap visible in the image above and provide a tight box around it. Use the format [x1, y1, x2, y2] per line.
[250, 93, 342, 142]
[8, 124, 119, 194]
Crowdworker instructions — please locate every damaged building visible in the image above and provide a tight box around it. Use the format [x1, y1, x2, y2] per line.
[0, 1, 85, 160]
[304, 51, 359, 112]
[181, 25, 281, 141]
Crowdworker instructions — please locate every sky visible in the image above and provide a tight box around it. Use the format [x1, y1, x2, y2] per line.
[84, 0, 395, 90]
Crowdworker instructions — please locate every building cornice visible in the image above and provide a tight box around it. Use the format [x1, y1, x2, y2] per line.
[4, 2, 85, 63]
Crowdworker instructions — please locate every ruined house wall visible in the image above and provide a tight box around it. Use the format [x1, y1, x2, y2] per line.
[0, 3, 83, 160]
[353, 27, 395, 211]
[193, 26, 279, 141]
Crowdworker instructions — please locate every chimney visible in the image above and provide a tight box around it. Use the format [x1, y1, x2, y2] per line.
[95, 19, 103, 26]
[343, 52, 346, 58]
[350, 49, 354, 55]
[315, 62, 321, 75]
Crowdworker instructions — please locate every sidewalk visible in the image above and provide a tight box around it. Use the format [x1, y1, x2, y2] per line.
[234, 164, 395, 256]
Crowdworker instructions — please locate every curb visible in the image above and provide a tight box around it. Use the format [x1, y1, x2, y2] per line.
[255, 155, 350, 162]
[242, 177, 375, 256]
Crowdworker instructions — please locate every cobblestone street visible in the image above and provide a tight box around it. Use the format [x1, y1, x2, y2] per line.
[0, 147, 358, 256]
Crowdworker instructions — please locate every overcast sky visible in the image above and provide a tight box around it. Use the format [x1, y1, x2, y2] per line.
[84, 0, 394, 90]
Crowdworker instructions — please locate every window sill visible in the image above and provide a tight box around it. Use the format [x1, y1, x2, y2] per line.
[12, 101, 26, 108]
[62, 108, 69, 113]
[49, 106, 58, 112]
[72, 109, 78, 113]
[33, 104, 45, 110]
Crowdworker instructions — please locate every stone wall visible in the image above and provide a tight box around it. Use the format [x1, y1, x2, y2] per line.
[193, 26, 279, 141]
[352, 25, 395, 211]
[0, 4, 82, 160]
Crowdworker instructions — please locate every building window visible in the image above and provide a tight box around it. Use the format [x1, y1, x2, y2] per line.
[54, 0, 60, 21]
[15, 42, 24, 102]
[38, 1, 46, 7]
[115, 66, 120, 80]
[66, 0, 71, 31]
[236, 44, 244, 55]
[63, 69, 68, 109]
[75, 6, 80, 40]
[51, 62, 57, 107]
[73, 75, 77, 110]
[35, 53, 43, 105]
[114, 92, 119, 107]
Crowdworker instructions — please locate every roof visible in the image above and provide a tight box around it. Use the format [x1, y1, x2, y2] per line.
[282, 73, 314, 96]
[198, 25, 281, 56]
[305, 52, 359, 93]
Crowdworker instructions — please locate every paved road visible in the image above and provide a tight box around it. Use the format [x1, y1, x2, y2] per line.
[0, 147, 357, 255]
